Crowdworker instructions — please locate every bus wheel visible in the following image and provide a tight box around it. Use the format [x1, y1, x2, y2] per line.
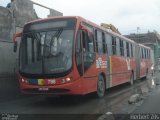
[97, 75, 105, 98]
[130, 72, 134, 85]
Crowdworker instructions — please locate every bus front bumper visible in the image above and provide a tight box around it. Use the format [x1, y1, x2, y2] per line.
[20, 79, 84, 95]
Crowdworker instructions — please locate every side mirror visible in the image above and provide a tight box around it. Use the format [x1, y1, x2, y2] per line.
[13, 32, 22, 52]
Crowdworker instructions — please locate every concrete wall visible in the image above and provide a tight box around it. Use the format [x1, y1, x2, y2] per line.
[48, 9, 63, 17]
[14, 0, 38, 27]
[0, 6, 13, 41]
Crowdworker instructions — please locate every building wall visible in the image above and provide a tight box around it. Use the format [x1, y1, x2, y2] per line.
[0, 6, 13, 41]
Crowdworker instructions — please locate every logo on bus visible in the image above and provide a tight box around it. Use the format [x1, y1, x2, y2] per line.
[96, 58, 107, 68]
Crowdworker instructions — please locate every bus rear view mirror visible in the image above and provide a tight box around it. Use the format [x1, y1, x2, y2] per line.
[13, 32, 22, 52]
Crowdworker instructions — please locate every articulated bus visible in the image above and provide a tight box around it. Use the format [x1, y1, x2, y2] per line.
[13, 16, 152, 97]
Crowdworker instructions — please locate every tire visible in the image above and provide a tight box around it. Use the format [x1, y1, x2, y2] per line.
[130, 72, 134, 85]
[97, 75, 105, 98]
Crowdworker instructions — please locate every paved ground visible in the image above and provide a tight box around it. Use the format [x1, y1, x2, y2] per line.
[0, 76, 153, 120]
[133, 72, 160, 114]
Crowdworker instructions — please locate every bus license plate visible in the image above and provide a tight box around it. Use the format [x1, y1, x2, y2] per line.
[38, 87, 49, 91]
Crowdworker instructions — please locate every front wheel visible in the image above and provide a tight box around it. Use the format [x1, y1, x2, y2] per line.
[97, 75, 105, 98]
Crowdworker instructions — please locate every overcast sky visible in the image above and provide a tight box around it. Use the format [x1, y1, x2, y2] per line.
[1, 0, 160, 34]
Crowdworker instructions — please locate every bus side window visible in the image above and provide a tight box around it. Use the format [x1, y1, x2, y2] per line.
[116, 38, 120, 56]
[95, 30, 98, 52]
[130, 43, 133, 57]
[147, 49, 149, 59]
[146, 49, 147, 59]
[123, 41, 127, 57]
[141, 48, 143, 59]
[142, 48, 144, 59]
[133, 44, 135, 58]
[96, 30, 103, 53]
[144, 49, 146, 59]
[105, 33, 112, 55]
[129, 43, 131, 58]
[126, 42, 130, 57]
[102, 32, 107, 53]
[112, 36, 116, 55]
[120, 39, 124, 56]
[140, 47, 142, 59]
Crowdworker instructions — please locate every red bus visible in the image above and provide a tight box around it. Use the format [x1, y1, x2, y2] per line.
[13, 16, 152, 97]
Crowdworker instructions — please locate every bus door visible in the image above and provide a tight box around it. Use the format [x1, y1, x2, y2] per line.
[76, 29, 96, 92]
[75, 30, 95, 76]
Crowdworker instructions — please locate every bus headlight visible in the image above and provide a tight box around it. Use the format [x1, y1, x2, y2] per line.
[61, 77, 71, 84]
[21, 78, 28, 84]
[66, 77, 71, 82]
[21, 78, 25, 82]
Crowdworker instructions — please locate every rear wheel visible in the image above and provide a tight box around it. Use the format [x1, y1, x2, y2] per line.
[97, 75, 105, 98]
[130, 72, 134, 85]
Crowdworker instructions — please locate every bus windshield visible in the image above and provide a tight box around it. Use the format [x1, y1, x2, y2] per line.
[19, 29, 74, 76]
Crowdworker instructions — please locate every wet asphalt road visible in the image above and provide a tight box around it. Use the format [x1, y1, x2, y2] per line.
[0, 75, 154, 120]
[133, 72, 160, 114]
